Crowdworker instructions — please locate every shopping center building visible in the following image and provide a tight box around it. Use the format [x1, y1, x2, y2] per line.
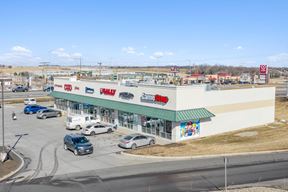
[50, 77, 275, 142]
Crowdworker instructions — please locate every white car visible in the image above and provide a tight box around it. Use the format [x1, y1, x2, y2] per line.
[66, 115, 100, 130]
[82, 123, 114, 136]
[24, 98, 36, 105]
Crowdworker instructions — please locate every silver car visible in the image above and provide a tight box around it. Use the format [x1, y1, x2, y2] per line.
[119, 133, 155, 149]
[37, 109, 62, 119]
[82, 123, 114, 136]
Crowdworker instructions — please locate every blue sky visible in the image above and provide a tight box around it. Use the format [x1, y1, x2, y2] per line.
[0, 0, 288, 67]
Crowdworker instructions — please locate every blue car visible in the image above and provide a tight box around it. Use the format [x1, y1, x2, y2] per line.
[24, 105, 47, 114]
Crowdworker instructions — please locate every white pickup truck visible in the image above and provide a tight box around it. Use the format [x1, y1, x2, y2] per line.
[66, 115, 100, 130]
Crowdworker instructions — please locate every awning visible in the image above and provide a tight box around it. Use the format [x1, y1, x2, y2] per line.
[50, 91, 215, 122]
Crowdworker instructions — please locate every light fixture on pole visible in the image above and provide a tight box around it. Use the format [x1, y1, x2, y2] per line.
[0, 77, 12, 162]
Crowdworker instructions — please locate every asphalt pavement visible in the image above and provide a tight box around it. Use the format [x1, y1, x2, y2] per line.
[1, 102, 170, 183]
[1, 154, 288, 192]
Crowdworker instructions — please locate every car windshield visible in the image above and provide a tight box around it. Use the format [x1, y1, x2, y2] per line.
[73, 137, 89, 144]
[123, 135, 133, 140]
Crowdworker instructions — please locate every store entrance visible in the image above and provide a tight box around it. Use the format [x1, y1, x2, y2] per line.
[100, 108, 115, 124]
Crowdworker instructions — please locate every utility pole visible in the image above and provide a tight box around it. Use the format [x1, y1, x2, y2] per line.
[98, 62, 102, 79]
[0, 77, 12, 162]
[79, 57, 82, 74]
[224, 157, 228, 192]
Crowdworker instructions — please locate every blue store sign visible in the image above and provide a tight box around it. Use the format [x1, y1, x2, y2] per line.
[85, 87, 94, 94]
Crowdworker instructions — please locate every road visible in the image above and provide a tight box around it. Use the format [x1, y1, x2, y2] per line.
[1, 155, 288, 192]
[1, 90, 48, 100]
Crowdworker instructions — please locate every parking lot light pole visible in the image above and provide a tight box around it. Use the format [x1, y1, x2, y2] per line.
[0, 78, 12, 162]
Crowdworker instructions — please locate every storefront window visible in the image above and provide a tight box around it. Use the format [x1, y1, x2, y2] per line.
[55, 98, 67, 110]
[141, 116, 172, 140]
[118, 111, 135, 130]
[100, 108, 114, 124]
[83, 104, 97, 115]
[69, 101, 81, 114]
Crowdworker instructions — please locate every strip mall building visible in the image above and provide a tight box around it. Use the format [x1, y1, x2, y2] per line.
[51, 77, 275, 142]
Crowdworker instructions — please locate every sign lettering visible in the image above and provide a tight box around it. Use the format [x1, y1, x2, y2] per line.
[64, 84, 72, 91]
[100, 88, 116, 96]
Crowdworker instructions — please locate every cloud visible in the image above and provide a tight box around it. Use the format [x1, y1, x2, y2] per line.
[149, 51, 174, 59]
[11, 46, 32, 54]
[267, 53, 288, 64]
[51, 48, 82, 60]
[121, 46, 144, 56]
[0, 45, 41, 65]
[235, 46, 244, 50]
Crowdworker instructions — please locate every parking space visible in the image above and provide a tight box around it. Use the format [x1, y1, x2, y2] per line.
[3, 102, 163, 182]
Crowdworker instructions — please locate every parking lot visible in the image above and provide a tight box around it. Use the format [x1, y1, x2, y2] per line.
[3, 102, 164, 182]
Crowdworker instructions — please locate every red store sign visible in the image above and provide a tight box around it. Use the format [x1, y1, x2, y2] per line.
[155, 94, 169, 104]
[100, 88, 116, 96]
[259, 64, 268, 75]
[64, 84, 72, 91]
[140, 93, 169, 105]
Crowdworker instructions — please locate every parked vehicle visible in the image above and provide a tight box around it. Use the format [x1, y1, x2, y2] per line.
[63, 134, 93, 155]
[118, 133, 155, 149]
[43, 85, 54, 92]
[24, 98, 36, 105]
[66, 115, 100, 130]
[24, 105, 47, 114]
[12, 85, 29, 92]
[37, 109, 62, 119]
[82, 123, 114, 136]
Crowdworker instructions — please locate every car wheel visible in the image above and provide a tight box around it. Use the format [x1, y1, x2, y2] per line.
[42, 115, 47, 119]
[74, 149, 78, 156]
[131, 144, 137, 150]
[107, 128, 112, 133]
[90, 131, 96, 136]
[64, 144, 67, 150]
[149, 140, 155, 145]
[57, 113, 61, 117]
[76, 125, 81, 130]
[29, 111, 33, 114]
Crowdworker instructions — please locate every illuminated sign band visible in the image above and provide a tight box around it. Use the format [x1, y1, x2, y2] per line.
[140, 93, 169, 105]
[100, 88, 116, 96]
[64, 84, 72, 91]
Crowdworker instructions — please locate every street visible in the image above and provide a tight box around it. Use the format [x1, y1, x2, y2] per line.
[1, 155, 288, 191]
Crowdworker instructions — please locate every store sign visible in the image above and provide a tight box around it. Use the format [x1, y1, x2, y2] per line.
[64, 84, 72, 91]
[100, 88, 116, 96]
[85, 87, 94, 94]
[119, 92, 134, 100]
[140, 93, 169, 105]
[74, 86, 80, 91]
[259, 64, 268, 75]
[54, 84, 63, 88]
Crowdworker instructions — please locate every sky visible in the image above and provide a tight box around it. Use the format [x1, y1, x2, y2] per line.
[0, 0, 288, 67]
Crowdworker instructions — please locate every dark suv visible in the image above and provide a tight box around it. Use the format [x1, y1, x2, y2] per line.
[64, 134, 93, 156]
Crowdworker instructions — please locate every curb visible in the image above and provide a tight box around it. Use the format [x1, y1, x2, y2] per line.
[0, 149, 25, 182]
[121, 149, 288, 160]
